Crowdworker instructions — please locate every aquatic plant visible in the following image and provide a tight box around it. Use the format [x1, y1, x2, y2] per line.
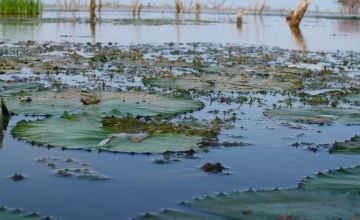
[137, 166, 360, 219]
[331, 135, 360, 154]
[0, 0, 43, 16]
[12, 113, 204, 153]
[264, 107, 360, 125]
[0, 206, 51, 219]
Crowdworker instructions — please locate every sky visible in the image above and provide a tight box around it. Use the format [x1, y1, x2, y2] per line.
[43, 0, 341, 12]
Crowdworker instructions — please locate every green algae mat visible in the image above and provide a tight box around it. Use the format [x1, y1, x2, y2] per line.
[138, 166, 360, 220]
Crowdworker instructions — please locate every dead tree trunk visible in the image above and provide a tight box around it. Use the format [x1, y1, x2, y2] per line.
[175, 0, 181, 13]
[259, 0, 266, 15]
[90, 0, 96, 18]
[98, 0, 102, 11]
[195, 0, 201, 14]
[236, 8, 243, 26]
[288, 0, 310, 27]
[246, 0, 250, 14]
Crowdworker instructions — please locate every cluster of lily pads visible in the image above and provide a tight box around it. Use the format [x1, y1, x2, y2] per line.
[1, 40, 360, 219]
[2, 82, 207, 154]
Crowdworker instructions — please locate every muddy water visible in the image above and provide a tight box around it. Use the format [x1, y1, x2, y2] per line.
[0, 11, 359, 51]
[0, 11, 360, 220]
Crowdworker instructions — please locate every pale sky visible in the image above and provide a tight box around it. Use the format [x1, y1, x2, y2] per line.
[43, 0, 341, 12]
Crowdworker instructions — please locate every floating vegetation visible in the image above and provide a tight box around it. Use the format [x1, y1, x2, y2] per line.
[137, 166, 360, 219]
[201, 162, 228, 174]
[264, 107, 360, 125]
[10, 173, 26, 182]
[331, 135, 360, 154]
[2, 86, 204, 117]
[0, 0, 43, 16]
[13, 114, 204, 153]
[0, 206, 51, 219]
[36, 156, 109, 180]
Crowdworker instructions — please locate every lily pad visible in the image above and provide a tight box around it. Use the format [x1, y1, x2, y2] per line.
[0, 206, 51, 220]
[138, 166, 360, 220]
[264, 107, 360, 125]
[144, 73, 298, 93]
[12, 113, 203, 153]
[331, 135, 360, 154]
[344, 94, 360, 105]
[4, 88, 203, 117]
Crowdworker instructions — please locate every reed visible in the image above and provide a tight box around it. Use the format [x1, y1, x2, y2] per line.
[0, 0, 43, 16]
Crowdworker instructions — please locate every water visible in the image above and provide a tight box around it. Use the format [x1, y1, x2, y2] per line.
[0, 11, 359, 51]
[0, 10, 360, 220]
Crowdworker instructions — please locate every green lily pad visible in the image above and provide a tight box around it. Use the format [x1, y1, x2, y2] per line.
[264, 107, 360, 125]
[4, 88, 203, 117]
[138, 166, 360, 220]
[12, 113, 203, 153]
[144, 75, 296, 93]
[331, 135, 360, 154]
[0, 206, 51, 220]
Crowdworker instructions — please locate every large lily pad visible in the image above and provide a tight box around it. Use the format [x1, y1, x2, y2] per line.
[12, 113, 203, 153]
[264, 107, 360, 125]
[3, 87, 203, 117]
[331, 135, 360, 154]
[0, 206, 51, 220]
[138, 166, 360, 220]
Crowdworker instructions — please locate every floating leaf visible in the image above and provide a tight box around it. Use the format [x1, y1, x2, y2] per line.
[264, 107, 360, 125]
[12, 114, 203, 153]
[0, 206, 51, 220]
[138, 166, 360, 220]
[4, 88, 203, 117]
[331, 135, 360, 154]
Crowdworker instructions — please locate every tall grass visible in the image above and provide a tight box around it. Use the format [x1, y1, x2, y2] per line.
[0, 0, 43, 16]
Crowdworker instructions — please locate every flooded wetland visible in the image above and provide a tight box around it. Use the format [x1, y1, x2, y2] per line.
[0, 0, 360, 219]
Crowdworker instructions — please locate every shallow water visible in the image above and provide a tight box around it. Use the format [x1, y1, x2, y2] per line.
[1, 99, 360, 219]
[0, 11, 359, 51]
[0, 11, 360, 220]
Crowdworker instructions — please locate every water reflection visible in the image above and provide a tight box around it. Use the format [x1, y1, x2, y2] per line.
[337, 19, 360, 33]
[290, 26, 307, 50]
[0, 12, 359, 51]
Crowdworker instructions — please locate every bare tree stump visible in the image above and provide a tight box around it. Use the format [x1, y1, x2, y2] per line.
[98, 0, 102, 12]
[90, 0, 96, 18]
[175, 0, 181, 14]
[195, 0, 201, 14]
[288, 0, 310, 27]
[236, 8, 243, 26]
